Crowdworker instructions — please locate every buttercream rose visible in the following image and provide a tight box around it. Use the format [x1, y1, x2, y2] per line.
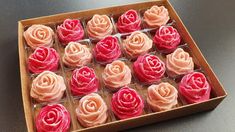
[111, 86, 144, 119]
[63, 42, 92, 67]
[122, 31, 152, 58]
[179, 72, 211, 104]
[147, 82, 178, 111]
[70, 66, 99, 96]
[36, 104, 71, 132]
[154, 26, 181, 53]
[117, 9, 141, 33]
[102, 60, 131, 89]
[24, 24, 54, 49]
[93, 36, 121, 64]
[143, 5, 170, 28]
[28, 47, 59, 74]
[57, 19, 84, 44]
[87, 14, 113, 40]
[30, 71, 66, 102]
[133, 54, 165, 84]
[76, 93, 108, 127]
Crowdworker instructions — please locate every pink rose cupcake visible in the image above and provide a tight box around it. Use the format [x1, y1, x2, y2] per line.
[57, 19, 84, 44]
[30, 71, 66, 102]
[63, 42, 92, 67]
[154, 26, 181, 53]
[87, 14, 113, 40]
[122, 31, 152, 58]
[28, 47, 59, 74]
[93, 36, 121, 64]
[143, 5, 170, 28]
[111, 86, 144, 119]
[102, 60, 132, 90]
[133, 54, 165, 84]
[166, 48, 194, 77]
[76, 93, 108, 127]
[117, 9, 141, 33]
[179, 72, 211, 104]
[70, 66, 99, 96]
[24, 24, 54, 49]
[36, 104, 71, 132]
[147, 82, 178, 111]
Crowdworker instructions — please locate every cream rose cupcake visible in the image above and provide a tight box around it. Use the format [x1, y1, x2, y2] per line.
[30, 71, 66, 102]
[166, 48, 194, 77]
[76, 93, 108, 127]
[102, 60, 131, 90]
[63, 42, 92, 67]
[122, 31, 152, 58]
[87, 14, 113, 40]
[147, 82, 178, 111]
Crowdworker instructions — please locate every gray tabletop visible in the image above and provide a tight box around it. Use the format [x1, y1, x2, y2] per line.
[0, 0, 234, 131]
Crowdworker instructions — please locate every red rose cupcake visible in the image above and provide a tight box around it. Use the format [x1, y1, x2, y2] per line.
[57, 19, 84, 44]
[93, 36, 121, 64]
[28, 47, 59, 74]
[153, 26, 181, 53]
[133, 54, 165, 84]
[36, 104, 71, 132]
[70, 66, 99, 96]
[111, 86, 144, 119]
[117, 9, 141, 33]
[179, 72, 211, 104]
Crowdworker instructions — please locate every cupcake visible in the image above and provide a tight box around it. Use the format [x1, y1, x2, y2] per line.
[93, 36, 121, 64]
[102, 60, 131, 90]
[133, 54, 165, 84]
[57, 19, 84, 44]
[76, 93, 108, 127]
[153, 26, 181, 53]
[111, 86, 144, 119]
[28, 47, 59, 74]
[63, 42, 92, 67]
[117, 9, 141, 33]
[87, 14, 113, 40]
[166, 48, 194, 77]
[143, 5, 170, 28]
[30, 71, 66, 102]
[122, 31, 152, 58]
[24, 24, 54, 49]
[70, 66, 99, 96]
[36, 104, 71, 132]
[179, 72, 211, 104]
[147, 82, 178, 111]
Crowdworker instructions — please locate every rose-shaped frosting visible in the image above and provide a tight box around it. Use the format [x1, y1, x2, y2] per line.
[102, 60, 131, 89]
[143, 5, 170, 28]
[30, 71, 66, 102]
[36, 104, 71, 132]
[147, 82, 178, 111]
[166, 48, 194, 76]
[93, 36, 121, 64]
[28, 47, 59, 74]
[154, 26, 181, 53]
[63, 42, 92, 67]
[122, 31, 152, 58]
[87, 14, 113, 40]
[57, 19, 84, 44]
[133, 54, 165, 84]
[24, 24, 54, 49]
[76, 93, 108, 127]
[70, 66, 99, 96]
[179, 72, 211, 104]
[117, 9, 141, 33]
[111, 87, 144, 119]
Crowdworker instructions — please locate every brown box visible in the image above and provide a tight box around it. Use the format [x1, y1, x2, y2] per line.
[18, 0, 227, 131]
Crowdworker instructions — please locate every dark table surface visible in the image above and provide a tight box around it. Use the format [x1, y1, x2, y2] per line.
[0, 0, 234, 131]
